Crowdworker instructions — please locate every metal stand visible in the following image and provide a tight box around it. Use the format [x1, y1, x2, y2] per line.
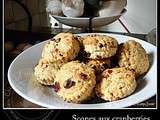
[84, 17, 93, 33]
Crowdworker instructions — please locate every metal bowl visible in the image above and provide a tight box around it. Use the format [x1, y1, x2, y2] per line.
[49, 0, 127, 28]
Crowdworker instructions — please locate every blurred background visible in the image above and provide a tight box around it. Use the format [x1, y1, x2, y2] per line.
[5, 0, 156, 34]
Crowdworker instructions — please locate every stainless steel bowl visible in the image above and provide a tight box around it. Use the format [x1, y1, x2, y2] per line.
[49, 0, 127, 28]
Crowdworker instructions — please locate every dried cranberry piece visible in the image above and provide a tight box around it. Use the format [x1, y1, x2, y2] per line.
[80, 73, 88, 80]
[119, 86, 123, 89]
[99, 43, 103, 48]
[59, 53, 63, 56]
[55, 48, 58, 52]
[102, 69, 112, 77]
[44, 64, 48, 68]
[53, 82, 60, 92]
[64, 79, 76, 89]
[108, 69, 113, 74]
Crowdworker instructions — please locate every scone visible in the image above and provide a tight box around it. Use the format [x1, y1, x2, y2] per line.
[96, 67, 137, 101]
[53, 61, 96, 103]
[34, 59, 63, 85]
[42, 33, 80, 62]
[82, 34, 118, 59]
[117, 40, 149, 77]
[86, 58, 111, 74]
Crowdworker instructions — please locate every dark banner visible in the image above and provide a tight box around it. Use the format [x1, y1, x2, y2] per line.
[1, 110, 159, 120]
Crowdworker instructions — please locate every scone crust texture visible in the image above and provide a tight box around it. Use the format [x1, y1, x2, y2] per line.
[118, 40, 149, 76]
[42, 33, 80, 62]
[82, 35, 118, 59]
[96, 67, 137, 101]
[86, 58, 111, 74]
[34, 59, 63, 85]
[54, 61, 96, 103]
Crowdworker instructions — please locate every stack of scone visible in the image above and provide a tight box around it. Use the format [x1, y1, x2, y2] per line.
[34, 33, 80, 86]
[34, 33, 149, 103]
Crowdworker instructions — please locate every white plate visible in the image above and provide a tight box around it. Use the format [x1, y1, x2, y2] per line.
[51, 0, 127, 27]
[8, 33, 157, 109]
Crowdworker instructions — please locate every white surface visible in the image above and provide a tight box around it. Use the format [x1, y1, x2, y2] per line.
[122, 0, 156, 34]
[99, 0, 156, 33]
[95, 20, 127, 32]
[8, 33, 157, 109]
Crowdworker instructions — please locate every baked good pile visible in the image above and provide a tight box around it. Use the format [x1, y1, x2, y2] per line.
[34, 33, 149, 103]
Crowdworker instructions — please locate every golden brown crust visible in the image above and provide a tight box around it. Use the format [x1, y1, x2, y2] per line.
[34, 59, 64, 85]
[42, 33, 80, 62]
[82, 34, 118, 59]
[33, 33, 150, 103]
[54, 61, 96, 103]
[86, 58, 111, 74]
[118, 40, 149, 77]
[96, 67, 137, 101]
